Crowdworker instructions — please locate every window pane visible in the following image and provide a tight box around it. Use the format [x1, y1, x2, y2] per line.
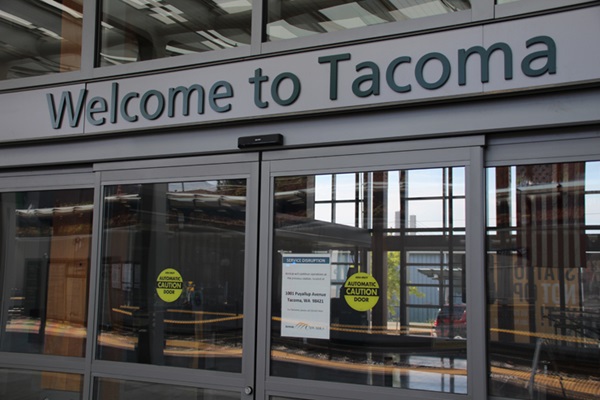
[272, 167, 466, 394]
[451, 167, 465, 196]
[487, 162, 600, 399]
[315, 175, 332, 201]
[407, 199, 443, 229]
[266, 0, 471, 41]
[335, 173, 356, 200]
[315, 203, 332, 222]
[0, 368, 83, 399]
[408, 169, 443, 198]
[0, 1, 82, 80]
[96, 180, 246, 372]
[334, 202, 355, 226]
[0, 189, 93, 356]
[94, 377, 238, 400]
[100, 0, 251, 66]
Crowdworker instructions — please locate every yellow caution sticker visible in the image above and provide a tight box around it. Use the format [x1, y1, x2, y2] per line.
[156, 268, 183, 302]
[343, 272, 380, 312]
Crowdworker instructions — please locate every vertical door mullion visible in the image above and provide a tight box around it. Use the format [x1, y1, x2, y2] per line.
[0, 194, 17, 350]
[88, 158, 260, 398]
[254, 159, 273, 399]
[242, 161, 262, 399]
[466, 146, 487, 399]
[84, 172, 105, 400]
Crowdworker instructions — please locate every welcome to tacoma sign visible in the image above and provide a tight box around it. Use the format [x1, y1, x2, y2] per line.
[1, 6, 599, 142]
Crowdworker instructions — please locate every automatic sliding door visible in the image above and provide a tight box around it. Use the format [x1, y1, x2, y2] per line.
[264, 152, 474, 398]
[92, 156, 259, 399]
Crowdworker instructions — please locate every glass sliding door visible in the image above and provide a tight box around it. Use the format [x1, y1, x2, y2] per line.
[259, 141, 482, 399]
[92, 155, 259, 400]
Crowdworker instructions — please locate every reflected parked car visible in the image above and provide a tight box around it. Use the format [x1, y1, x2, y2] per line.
[432, 304, 467, 339]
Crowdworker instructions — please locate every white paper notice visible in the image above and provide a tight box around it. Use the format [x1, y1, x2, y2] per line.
[281, 254, 331, 339]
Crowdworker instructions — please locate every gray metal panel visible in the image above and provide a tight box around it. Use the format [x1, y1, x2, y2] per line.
[0, 352, 86, 374]
[263, 136, 485, 162]
[472, 0, 495, 21]
[94, 152, 259, 172]
[485, 133, 600, 166]
[0, 70, 89, 93]
[98, 161, 256, 184]
[0, 170, 94, 191]
[267, 147, 471, 176]
[495, 0, 596, 19]
[466, 146, 487, 399]
[90, 360, 247, 391]
[266, 379, 470, 400]
[0, 85, 86, 141]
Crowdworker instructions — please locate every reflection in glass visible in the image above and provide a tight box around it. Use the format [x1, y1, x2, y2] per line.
[272, 167, 466, 393]
[99, 0, 252, 66]
[96, 180, 246, 372]
[0, 189, 93, 357]
[266, 0, 471, 41]
[94, 377, 238, 400]
[0, 1, 82, 80]
[487, 162, 600, 399]
[0, 368, 83, 399]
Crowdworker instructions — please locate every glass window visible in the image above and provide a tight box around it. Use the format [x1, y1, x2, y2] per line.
[99, 0, 252, 66]
[0, 1, 82, 80]
[96, 180, 247, 372]
[266, 0, 471, 42]
[0, 368, 83, 399]
[487, 162, 600, 399]
[94, 377, 238, 400]
[0, 189, 93, 356]
[271, 167, 466, 394]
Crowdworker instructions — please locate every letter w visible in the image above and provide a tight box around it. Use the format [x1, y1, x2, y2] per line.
[47, 89, 87, 129]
